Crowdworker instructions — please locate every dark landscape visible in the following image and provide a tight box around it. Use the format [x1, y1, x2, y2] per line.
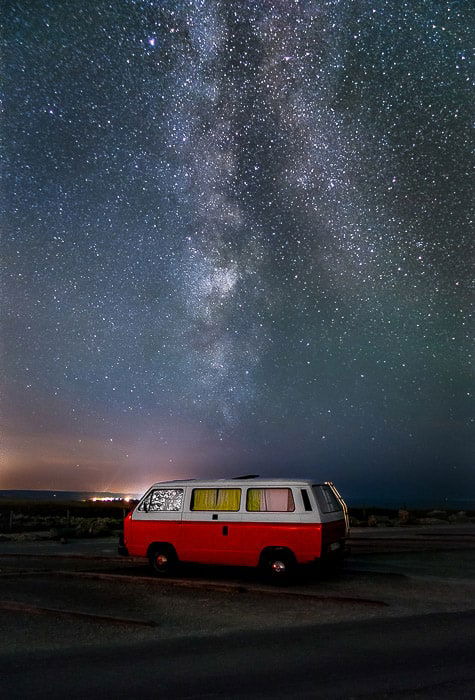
[1, 492, 474, 543]
[1, 499, 474, 699]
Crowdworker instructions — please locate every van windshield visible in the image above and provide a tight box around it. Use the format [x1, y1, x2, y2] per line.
[139, 488, 184, 512]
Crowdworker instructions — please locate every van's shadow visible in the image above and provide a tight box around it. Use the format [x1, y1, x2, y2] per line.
[104, 560, 345, 587]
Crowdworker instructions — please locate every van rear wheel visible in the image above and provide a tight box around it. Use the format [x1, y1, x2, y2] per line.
[260, 549, 295, 585]
[148, 546, 177, 576]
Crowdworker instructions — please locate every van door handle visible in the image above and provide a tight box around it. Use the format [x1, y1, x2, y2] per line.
[222, 526, 228, 536]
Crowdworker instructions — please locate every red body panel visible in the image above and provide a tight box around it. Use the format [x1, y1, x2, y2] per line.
[125, 516, 347, 566]
[125, 516, 182, 558]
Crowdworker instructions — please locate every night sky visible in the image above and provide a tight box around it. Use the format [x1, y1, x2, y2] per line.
[2, 0, 473, 504]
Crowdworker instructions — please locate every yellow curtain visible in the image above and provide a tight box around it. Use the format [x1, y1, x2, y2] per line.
[216, 489, 240, 511]
[192, 489, 217, 510]
[246, 488, 263, 511]
[192, 488, 241, 511]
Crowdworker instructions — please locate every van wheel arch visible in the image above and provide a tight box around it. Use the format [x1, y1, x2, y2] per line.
[147, 542, 178, 576]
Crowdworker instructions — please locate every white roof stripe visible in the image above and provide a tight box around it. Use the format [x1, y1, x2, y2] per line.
[149, 478, 328, 488]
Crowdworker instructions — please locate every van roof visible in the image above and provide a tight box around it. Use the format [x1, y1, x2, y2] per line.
[149, 478, 329, 489]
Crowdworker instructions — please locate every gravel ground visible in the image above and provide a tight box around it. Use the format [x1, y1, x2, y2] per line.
[0, 527, 474, 657]
[1, 568, 472, 656]
[1, 527, 474, 700]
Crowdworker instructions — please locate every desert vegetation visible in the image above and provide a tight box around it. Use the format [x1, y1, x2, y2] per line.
[0, 498, 138, 541]
[0, 499, 473, 543]
[349, 507, 474, 527]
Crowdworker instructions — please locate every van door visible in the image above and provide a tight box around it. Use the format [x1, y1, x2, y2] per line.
[181, 487, 243, 565]
[130, 487, 185, 557]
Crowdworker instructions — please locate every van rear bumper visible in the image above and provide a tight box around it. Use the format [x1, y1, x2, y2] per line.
[318, 539, 348, 561]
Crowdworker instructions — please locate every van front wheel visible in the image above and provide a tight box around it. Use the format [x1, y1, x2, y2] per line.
[148, 545, 177, 576]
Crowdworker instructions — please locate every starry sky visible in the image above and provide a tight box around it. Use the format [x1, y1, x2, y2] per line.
[2, 0, 473, 504]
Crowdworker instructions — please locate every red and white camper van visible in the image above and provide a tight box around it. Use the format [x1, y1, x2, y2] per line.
[119, 478, 349, 580]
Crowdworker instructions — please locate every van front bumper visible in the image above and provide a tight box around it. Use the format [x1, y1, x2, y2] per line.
[118, 533, 129, 556]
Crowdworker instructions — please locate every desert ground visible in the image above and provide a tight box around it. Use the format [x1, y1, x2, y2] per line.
[0, 522, 474, 698]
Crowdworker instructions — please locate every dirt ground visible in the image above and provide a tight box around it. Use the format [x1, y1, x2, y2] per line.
[1, 526, 474, 699]
[0, 525, 473, 652]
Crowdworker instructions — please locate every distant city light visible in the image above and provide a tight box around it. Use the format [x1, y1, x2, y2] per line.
[88, 496, 134, 502]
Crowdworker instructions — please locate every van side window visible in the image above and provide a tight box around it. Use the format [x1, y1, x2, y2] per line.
[246, 488, 295, 512]
[313, 485, 342, 513]
[191, 488, 241, 511]
[301, 489, 312, 511]
[139, 488, 184, 512]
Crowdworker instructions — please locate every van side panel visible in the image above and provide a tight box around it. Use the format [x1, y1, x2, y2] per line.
[125, 518, 347, 565]
[124, 517, 182, 558]
[178, 521, 243, 565]
[177, 521, 323, 566]
[238, 522, 323, 565]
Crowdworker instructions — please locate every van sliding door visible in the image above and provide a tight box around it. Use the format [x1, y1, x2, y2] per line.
[181, 488, 243, 565]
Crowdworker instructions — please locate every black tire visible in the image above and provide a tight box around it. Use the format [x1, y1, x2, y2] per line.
[148, 545, 177, 576]
[260, 549, 295, 585]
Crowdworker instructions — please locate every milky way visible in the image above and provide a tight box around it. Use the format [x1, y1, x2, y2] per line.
[2, 1, 473, 502]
